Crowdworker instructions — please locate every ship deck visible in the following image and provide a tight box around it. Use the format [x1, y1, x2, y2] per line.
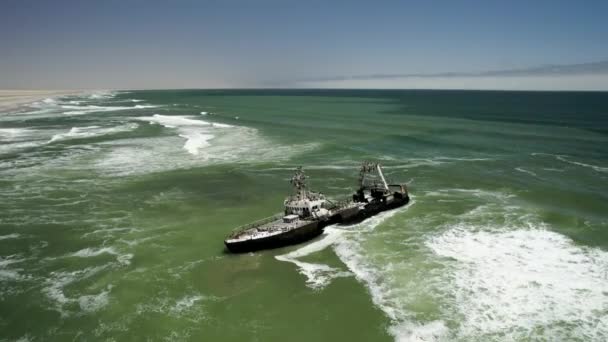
[225, 217, 314, 243]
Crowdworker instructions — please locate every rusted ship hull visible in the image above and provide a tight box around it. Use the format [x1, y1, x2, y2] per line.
[224, 220, 324, 253]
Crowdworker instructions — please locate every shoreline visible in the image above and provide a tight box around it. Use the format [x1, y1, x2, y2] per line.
[0, 90, 82, 113]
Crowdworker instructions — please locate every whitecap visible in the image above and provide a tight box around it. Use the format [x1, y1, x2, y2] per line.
[515, 166, 538, 177]
[139, 114, 213, 128]
[0, 255, 27, 281]
[210, 122, 233, 128]
[0, 233, 20, 240]
[68, 246, 132, 266]
[117, 253, 133, 266]
[78, 287, 111, 313]
[0, 128, 36, 141]
[71, 247, 117, 258]
[171, 294, 204, 314]
[87, 91, 116, 100]
[136, 114, 235, 155]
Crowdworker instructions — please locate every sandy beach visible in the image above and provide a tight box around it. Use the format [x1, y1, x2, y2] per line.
[0, 90, 80, 113]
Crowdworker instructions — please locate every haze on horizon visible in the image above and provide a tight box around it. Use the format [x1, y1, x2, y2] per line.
[2, 0, 608, 91]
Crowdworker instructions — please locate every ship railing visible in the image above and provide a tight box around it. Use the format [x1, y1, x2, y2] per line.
[229, 213, 284, 236]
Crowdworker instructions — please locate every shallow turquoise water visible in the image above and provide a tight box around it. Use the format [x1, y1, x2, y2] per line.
[1, 89, 607, 341]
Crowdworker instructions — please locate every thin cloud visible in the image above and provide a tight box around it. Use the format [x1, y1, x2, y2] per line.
[290, 60, 608, 84]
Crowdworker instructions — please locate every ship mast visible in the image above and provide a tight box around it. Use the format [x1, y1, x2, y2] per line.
[376, 164, 389, 191]
[359, 161, 389, 191]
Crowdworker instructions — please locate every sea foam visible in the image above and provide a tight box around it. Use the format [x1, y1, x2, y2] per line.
[426, 226, 608, 340]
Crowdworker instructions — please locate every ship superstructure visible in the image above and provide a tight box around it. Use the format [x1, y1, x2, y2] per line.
[224, 168, 359, 252]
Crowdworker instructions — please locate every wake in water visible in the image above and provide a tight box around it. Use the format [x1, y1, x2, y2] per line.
[275, 227, 350, 289]
[275, 205, 412, 288]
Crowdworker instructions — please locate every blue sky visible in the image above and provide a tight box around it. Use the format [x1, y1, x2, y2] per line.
[2, 0, 608, 89]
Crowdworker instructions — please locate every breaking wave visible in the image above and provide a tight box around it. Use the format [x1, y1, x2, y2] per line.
[48, 123, 138, 143]
[136, 114, 233, 155]
[87, 91, 117, 100]
[70, 247, 118, 258]
[97, 114, 319, 176]
[62, 104, 158, 115]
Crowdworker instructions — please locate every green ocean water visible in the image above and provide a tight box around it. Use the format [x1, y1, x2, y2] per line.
[1, 89, 607, 341]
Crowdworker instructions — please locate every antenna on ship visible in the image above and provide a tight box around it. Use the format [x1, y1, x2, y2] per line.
[290, 166, 308, 199]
